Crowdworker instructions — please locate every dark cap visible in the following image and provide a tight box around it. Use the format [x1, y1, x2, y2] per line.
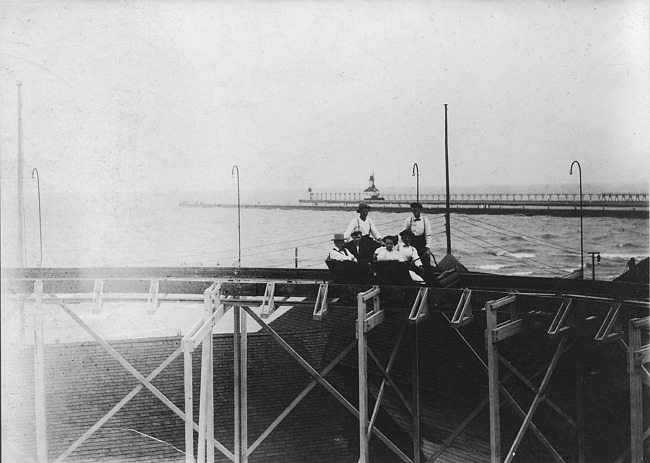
[410, 202, 423, 209]
[356, 202, 371, 212]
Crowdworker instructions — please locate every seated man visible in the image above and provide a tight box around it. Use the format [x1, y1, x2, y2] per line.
[328, 233, 357, 261]
[397, 230, 425, 278]
[345, 230, 374, 264]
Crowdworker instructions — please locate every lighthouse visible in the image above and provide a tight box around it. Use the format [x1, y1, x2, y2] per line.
[363, 173, 384, 201]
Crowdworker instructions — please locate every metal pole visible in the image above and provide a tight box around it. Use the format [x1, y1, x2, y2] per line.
[32, 168, 43, 266]
[232, 166, 241, 267]
[588, 252, 600, 280]
[412, 163, 419, 203]
[17, 81, 26, 266]
[444, 104, 451, 254]
[294, 247, 298, 268]
[570, 161, 583, 279]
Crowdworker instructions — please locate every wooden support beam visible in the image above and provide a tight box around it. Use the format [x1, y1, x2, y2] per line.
[356, 286, 384, 336]
[33, 280, 48, 463]
[628, 318, 647, 463]
[364, 310, 386, 333]
[234, 306, 241, 463]
[190, 304, 227, 352]
[450, 288, 473, 327]
[259, 282, 276, 319]
[492, 319, 524, 343]
[489, 294, 517, 309]
[241, 307, 248, 462]
[485, 300, 501, 463]
[412, 324, 421, 463]
[183, 337, 194, 463]
[548, 298, 573, 339]
[594, 303, 622, 343]
[358, 289, 370, 463]
[408, 288, 429, 323]
[313, 283, 329, 320]
[198, 285, 216, 463]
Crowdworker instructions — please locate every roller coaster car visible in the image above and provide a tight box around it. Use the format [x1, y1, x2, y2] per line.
[371, 261, 415, 285]
[325, 259, 375, 283]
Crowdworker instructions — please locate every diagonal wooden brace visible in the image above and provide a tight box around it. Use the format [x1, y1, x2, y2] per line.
[408, 288, 429, 323]
[313, 283, 329, 320]
[547, 298, 573, 339]
[451, 288, 473, 327]
[594, 302, 622, 343]
[259, 282, 276, 319]
[92, 279, 104, 313]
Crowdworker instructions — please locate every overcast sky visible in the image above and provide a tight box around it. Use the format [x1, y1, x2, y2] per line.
[1, 0, 648, 197]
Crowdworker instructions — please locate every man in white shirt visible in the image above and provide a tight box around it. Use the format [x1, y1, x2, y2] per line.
[402, 202, 433, 269]
[344, 203, 382, 241]
[398, 229, 426, 279]
[328, 233, 357, 261]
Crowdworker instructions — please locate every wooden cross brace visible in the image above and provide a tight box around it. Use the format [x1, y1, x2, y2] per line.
[259, 282, 276, 319]
[408, 288, 429, 323]
[313, 283, 329, 320]
[45, 294, 233, 463]
[594, 302, 622, 343]
[547, 298, 573, 339]
[450, 288, 473, 327]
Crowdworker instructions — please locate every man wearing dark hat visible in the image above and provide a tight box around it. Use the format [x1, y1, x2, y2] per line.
[402, 202, 433, 269]
[344, 202, 382, 242]
[345, 230, 374, 265]
[398, 229, 426, 279]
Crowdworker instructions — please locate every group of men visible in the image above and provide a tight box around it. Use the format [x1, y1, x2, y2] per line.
[327, 201, 434, 278]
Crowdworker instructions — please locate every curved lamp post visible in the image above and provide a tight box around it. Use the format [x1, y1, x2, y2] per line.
[412, 163, 419, 203]
[31, 168, 43, 266]
[232, 165, 241, 267]
[570, 161, 583, 279]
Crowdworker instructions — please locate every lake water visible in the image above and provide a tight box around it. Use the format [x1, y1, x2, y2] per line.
[2, 190, 648, 280]
[1, 189, 648, 343]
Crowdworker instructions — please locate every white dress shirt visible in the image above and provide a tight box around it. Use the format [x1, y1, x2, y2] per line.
[344, 217, 381, 241]
[374, 247, 404, 262]
[402, 216, 432, 248]
[328, 247, 357, 261]
[397, 244, 422, 267]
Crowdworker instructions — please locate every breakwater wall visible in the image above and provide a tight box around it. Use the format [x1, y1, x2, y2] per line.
[180, 193, 649, 218]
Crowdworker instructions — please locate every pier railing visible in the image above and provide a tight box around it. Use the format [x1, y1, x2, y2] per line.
[306, 192, 648, 206]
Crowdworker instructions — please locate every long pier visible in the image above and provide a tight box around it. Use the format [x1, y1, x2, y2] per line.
[180, 192, 649, 218]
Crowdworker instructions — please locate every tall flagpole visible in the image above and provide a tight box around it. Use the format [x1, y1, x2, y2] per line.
[444, 104, 451, 254]
[17, 81, 26, 266]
